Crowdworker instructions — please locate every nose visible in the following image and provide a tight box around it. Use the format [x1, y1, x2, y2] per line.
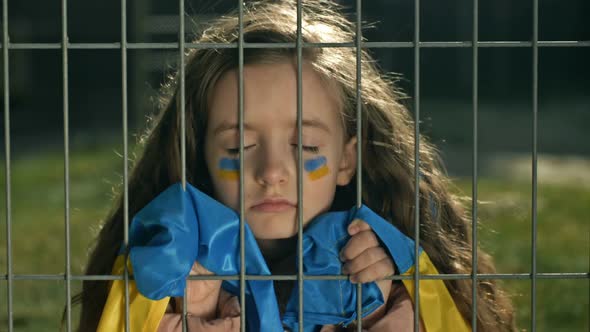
[254, 143, 290, 187]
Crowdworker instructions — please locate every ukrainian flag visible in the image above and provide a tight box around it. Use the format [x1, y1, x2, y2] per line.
[96, 183, 282, 332]
[96, 255, 170, 331]
[96, 183, 469, 332]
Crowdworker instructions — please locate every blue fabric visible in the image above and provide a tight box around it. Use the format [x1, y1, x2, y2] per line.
[281, 205, 423, 331]
[282, 209, 383, 331]
[126, 183, 417, 332]
[128, 183, 280, 332]
[352, 205, 422, 275]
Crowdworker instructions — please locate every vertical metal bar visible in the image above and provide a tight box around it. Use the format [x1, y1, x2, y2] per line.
[531, 0, 539, 330]
[179, 0, 187, 331]
[61, 0, 72, 330]
[2, 0, 12, 330]
[121, 0, 130, 331]
[296, 0, 305, 329]
[471, 0, 479, 330]
[179, 0, 186, 191]
[413, 0, 421, 331]
[355, 0, 363, 331]
[238, 1, 246, 331]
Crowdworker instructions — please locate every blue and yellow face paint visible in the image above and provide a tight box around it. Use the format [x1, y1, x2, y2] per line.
[217, 157, 240, 180]
[304, 156, 329, 181]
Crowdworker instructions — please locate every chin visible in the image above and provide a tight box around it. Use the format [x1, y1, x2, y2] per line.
[246, 216, 300, 240]
[248, 223, 298, 240]
[245, 208, 323, 240]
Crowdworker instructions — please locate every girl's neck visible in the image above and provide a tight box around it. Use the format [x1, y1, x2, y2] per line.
[258, 236, 298, 316]
[257, 236, 298, 274]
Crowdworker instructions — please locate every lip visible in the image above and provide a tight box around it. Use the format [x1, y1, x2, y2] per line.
[251, 198, 296, 212]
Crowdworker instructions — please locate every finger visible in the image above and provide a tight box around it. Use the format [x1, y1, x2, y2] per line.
[191, 261, 214, 275]
[347, 218, 371, 235]
[185, 282, 221, 320]
[376, 279, 393, 303]
[217, 288, 232, 314]
[187, 314, 241, 331]
[342, 247, 389, 275]
[186, 278, 222, 307]
[350, 257, 395, 284]
[187, 261, 222, 304]
[218, 292, 240, 318]
[319, 324, 338, 332]
[340, 230, 379, 261]
[184, 261, 222, 319]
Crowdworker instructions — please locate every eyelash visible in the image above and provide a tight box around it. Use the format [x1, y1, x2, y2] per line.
[298, 145, 320, 153]
[226, 145, 319, 155]
[225, 147, 248, 155]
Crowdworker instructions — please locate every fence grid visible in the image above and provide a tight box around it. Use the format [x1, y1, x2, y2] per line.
[61, 0, 72, 330]
[470, 0, 479, 328]
[412, 0, 421, 330]
[2, 0, 589, 332]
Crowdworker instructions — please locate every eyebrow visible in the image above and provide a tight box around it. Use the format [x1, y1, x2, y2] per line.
[212, 122, 254, 136]
[212, 118, 332, 136]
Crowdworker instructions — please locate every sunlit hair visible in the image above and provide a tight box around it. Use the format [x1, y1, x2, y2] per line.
[72, 1, 515, 331]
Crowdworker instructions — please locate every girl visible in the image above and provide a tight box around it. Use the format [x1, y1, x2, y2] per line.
[73, 0, 516, 331]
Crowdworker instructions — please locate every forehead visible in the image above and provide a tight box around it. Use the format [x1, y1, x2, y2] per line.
[208, 62, 343, 136]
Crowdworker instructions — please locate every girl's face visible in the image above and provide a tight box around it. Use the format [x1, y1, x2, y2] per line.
[204, 61, 357, 241]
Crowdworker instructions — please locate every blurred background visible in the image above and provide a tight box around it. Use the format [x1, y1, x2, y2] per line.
[0, 0, 588, 330]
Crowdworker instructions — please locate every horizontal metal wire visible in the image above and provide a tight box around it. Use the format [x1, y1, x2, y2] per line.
[2, 272, 588, 281]
[1, 40, 589, 50]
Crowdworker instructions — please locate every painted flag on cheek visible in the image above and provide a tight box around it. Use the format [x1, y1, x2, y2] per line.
[217, 157, 240, 181]
[304, 156, 329, 181]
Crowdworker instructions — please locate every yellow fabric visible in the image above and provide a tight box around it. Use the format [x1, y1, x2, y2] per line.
[97, 255, 170, 332]
[402, 252, 471, 332]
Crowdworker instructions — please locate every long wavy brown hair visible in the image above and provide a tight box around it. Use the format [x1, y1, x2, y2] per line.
[72, 1, 515, 331]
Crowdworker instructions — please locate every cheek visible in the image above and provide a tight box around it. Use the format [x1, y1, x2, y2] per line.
[304, 156, 330, 181]
[302, 157, 337, 215]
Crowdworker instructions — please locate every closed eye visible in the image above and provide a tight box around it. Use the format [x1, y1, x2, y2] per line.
[226, 145, 254, 155]
[291, 144, 320, 153]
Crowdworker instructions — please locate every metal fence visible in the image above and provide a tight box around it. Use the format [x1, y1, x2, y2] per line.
[2, 0, 589, 331]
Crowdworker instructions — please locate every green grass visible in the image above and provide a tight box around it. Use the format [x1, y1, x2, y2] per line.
[0, 145, 588, 331]
[453, 178, 589, 331]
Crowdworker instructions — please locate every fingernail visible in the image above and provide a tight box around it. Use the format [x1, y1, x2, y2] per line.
[348, 220, 359, 233]
[350, 275, 357, 283]
[349, 226, 359, 234]
[341, 265, 349, 274]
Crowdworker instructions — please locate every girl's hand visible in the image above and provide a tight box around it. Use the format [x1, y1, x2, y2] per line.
[177, 261, 225, 320]
[338, 219, 396, 329]
[340, 219, 395, 286]
[158, 262, 241, 331]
